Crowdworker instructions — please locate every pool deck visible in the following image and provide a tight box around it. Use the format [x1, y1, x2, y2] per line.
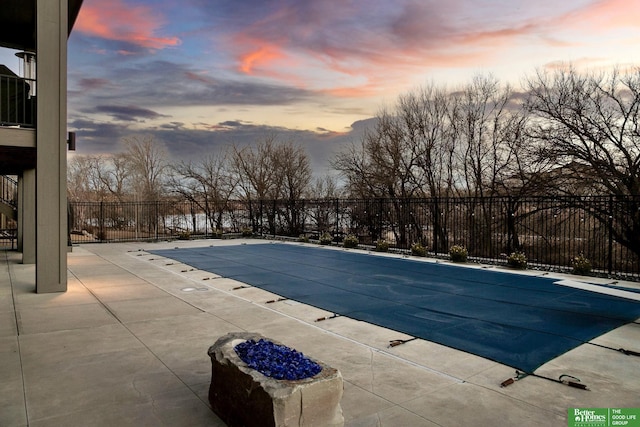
[2, 239, 639, 427]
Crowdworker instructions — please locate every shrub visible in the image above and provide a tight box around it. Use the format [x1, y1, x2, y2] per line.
[572, 253, 592, 276]
[319, 232, 333, 245]
[411, 242, 427, 257]
[178, 231, 191, 240]
[343, 234, 359, 248]
[241, 227, 253, 237]
[375, 239, 389, 252]
[212, 229, 223, 239]
[507, 251, 527, 269]
[298, 234, 310, 243]
[449, 245, 468, 262]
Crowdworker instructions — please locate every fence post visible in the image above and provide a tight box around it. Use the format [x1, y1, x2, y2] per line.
[301, 199, 306, 236]
[433, 198, 439, 254]
[378, 198, 383, 242]
[608, 196, 614, 275]
[271, 199, 277, 236]
[191, 201, 197, 234]
[155, 201, 159, 241]
[334, 198, 339, 240]
[257, 200, 262, 235]
[99, 201, 104, 242]
[506, 196, 513, 255]
[204, 201, 208, 237]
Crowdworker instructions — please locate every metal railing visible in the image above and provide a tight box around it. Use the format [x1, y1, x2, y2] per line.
[1, 175, 17, 208]
[0, 175, 18, 207]
[0, 228, 16, 249]
[69, 196, 640, 280]
[0, 74, 36, 127]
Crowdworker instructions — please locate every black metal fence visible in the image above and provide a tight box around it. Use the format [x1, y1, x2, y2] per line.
[69, 196, 640, 280]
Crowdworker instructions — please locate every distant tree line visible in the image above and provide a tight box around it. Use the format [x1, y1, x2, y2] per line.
[335, 68, 640, 199]
[68, 134, 339, 204]
[68, 66, 640, 255]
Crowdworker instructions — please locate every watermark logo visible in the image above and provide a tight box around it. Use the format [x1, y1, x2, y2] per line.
[569, 408, 640, 427]
[571, 409, 607, 426]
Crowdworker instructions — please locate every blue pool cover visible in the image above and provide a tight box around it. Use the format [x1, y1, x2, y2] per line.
[149, 243, 640, 372]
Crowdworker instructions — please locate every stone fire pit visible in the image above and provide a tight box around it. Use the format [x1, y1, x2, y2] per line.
[208, 332, 344, 427]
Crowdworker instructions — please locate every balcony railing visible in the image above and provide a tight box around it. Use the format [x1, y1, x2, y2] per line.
[0, 74, 35, 128]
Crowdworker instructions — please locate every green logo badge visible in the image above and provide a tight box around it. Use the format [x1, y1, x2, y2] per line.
[569, 408, 640, 427]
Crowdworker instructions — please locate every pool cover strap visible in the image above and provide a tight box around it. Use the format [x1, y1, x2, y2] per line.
[502, 371, 589, 390]
[619, 347, 640, 357]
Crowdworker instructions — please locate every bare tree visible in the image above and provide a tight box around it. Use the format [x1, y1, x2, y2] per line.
[525, 66, 640, 257]
[122, 135, 168, 201]
[306, 175, 342, 199]
[333, 84, 462, 246]
[304, 175, 343, 235]
[334, 84, 460, 199]
[333, 77, 542, 250]
[68, 155, 102, 202]
[170, 150, 237, 233]
[231, 136, 312, 235]
[331, 138, 380, 198]
[525, 66, 640, 195]
[271, 141, 312, 235]
[394, 84, 459, 249]
[396, 83, 456, 198]
[95, 153, 132, 202]
[67, 154, 129, 202]
[272, 142, 312, 201]
[232, 136, 278, 201]
[333, 108, 425, 200]
[448, 75, 518, 197]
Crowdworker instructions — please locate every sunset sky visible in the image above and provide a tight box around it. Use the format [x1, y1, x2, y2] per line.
[2, 0, 640, 174]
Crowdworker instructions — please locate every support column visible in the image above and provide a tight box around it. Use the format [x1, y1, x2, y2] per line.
[36, 0, 68, 292]
[17, 175, 23, 252]
[18, 170, 36, 263]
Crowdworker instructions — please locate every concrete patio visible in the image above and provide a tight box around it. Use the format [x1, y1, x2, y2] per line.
[2, 239, 639, 426]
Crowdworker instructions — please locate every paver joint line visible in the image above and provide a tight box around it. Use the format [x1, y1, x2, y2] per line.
[3, 251, 31, 425]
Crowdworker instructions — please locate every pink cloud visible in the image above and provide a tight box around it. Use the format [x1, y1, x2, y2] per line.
[224, 1, 639, 99]
[75, 0, 180, 50]
[321, 85, 380, 98]
[225, 2, 531, 97]
[231, 33, 314, 86]
[238, 42, 286, 75]
[565, 0, 640, 30]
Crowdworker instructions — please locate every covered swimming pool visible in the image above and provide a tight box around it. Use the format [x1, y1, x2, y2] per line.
[150, 242, 640, 373]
